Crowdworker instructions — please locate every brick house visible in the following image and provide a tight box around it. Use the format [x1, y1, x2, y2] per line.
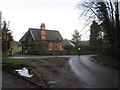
[20, 23, 72, 54]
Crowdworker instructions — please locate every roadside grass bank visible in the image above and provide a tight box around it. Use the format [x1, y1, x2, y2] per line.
[44, 57, 69, 67]
[2, 57, 69, 88]
[2, 58, 48, 87]
[91, 55, 120, 70]
[2, 58, 28, 65]
[2, 58, 30, 69]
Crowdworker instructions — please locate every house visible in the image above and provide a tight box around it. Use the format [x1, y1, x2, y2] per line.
[20, 23, 70, 54]
[62, 39, 75, 47]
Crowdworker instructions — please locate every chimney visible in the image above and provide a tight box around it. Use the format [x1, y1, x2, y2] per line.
[40, 23, 46, 40]
[40, 23, 45, 30]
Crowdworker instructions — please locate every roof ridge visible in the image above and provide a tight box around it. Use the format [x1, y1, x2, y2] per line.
[29, 28, 59, 32]
[29, 28, 39, 30]
[45, 29, 58, 32]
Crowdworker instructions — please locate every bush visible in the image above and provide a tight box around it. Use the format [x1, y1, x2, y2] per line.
[74, 44, 102, 55]
[27, 49, 49, 55]
[52, 50, 66, 55]
[28, 41, 49, 55]
[64, 45, 74, 54]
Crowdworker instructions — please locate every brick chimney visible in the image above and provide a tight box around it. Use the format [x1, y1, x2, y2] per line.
[40, 23, 46, 40]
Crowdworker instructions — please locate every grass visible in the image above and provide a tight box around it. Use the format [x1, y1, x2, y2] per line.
[2, 58, 30, 69]
[2, 58, 29, 65]
[44, 57, 68, 66]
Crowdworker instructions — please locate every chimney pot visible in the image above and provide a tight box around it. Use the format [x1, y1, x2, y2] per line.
[40, 23, 45, 30]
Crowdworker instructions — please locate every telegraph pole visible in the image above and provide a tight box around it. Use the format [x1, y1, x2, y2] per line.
[0, 11, 1, 30]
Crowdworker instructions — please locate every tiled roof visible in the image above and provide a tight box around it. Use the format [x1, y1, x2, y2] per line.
[62, 39, 75, 46]
[19, 31, 29, 41]
[20, 28, 64, 41]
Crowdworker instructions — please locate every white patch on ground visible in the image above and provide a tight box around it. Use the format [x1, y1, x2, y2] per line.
[15, 67, 33, 78]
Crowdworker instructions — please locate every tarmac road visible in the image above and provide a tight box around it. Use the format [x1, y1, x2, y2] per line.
[69, 55, 119, 88]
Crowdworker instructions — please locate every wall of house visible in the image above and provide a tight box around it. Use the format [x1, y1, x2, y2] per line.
[49, 41, 63, 51]
[49, 42, 54, 50]
[58, 42, 63, 50]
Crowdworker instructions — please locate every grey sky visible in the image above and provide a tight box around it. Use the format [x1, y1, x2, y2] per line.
[0, 0, 90, 41]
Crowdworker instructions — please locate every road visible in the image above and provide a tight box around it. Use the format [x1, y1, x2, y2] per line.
[7, 55, 119, 88]
[69, 55, 119, 88]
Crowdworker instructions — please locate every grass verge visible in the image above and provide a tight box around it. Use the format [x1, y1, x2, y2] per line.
[2, 58, 28, 65]
[2, 58, 30, 69]
[92, 55, 120, 69]
[2, 58, 47, 87]
[44, 57, 68, 67]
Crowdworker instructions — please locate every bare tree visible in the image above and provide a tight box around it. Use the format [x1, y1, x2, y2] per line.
[77, 0, 120, 59]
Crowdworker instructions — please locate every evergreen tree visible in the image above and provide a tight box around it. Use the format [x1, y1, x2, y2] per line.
[2, 21, 13, 52]
[72, 30, 81, 45]
[90, 20, 102, 47]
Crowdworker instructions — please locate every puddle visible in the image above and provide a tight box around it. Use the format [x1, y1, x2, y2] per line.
[15, 67, 33, 78]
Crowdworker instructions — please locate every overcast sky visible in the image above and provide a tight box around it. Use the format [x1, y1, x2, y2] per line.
[0, 0, 90, 41]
